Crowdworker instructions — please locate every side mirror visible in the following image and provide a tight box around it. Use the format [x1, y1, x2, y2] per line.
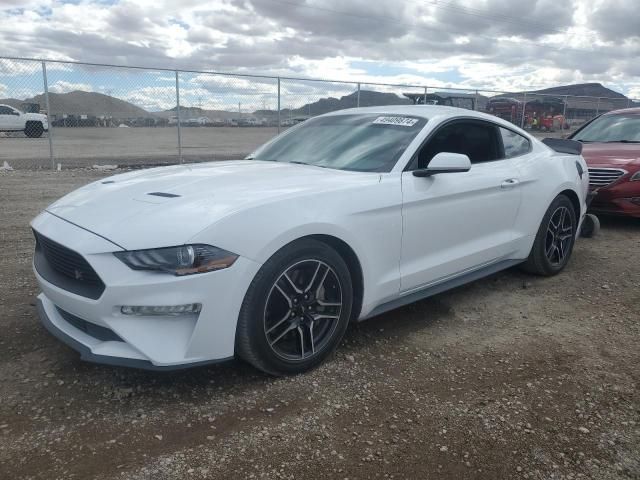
[413, 152, 471, 177]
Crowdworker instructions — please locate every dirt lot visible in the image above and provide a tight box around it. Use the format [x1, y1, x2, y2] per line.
[0, 127, 279, 169]
[0, 170, 638, 480]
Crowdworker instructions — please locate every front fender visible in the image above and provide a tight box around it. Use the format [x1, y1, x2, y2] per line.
[189, 179, 404, 318]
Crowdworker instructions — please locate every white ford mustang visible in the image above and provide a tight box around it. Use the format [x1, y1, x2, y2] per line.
[32, 106, 589, 375]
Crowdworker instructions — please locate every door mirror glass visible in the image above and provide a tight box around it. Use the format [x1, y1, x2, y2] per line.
[413, 152, 471, 177]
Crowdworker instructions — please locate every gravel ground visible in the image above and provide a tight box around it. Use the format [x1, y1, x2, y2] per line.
[0, 170, 639, 480]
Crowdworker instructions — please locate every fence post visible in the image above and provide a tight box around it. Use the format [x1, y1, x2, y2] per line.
[41, 61, 54, 170]
[520, 92, 527, 128]
[277, 77, 281, 134]
[175, 71, 182, 164]
[595, 97, 601, 116]
[474, 89, 479, 111]
[423, 87, 427, 105]
[627, 98, 632, 108]
[562, 95, 568, 133]
[357, 83, 361, 108]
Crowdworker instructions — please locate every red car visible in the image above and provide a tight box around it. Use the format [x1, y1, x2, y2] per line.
[569, 108, 640, 218]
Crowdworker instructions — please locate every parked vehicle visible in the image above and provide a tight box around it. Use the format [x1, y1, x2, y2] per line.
[486, 96, 568, 131]
[32, 106, 589, 375]
[0, 104, 48, 137]
[569, 108, 640, 218]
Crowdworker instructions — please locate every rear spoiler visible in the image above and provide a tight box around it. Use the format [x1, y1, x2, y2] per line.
[541, 138, 583, 155]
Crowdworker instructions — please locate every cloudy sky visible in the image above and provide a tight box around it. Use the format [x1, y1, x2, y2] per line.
[1, 0, 639, 111]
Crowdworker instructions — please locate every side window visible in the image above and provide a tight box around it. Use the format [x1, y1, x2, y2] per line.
[500, 127, 530, 158]
[0, 106, 13, 115]
[417, 120, 501, 168]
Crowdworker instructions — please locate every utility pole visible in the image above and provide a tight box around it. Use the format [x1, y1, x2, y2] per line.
[42, 61, 55, 169]
[175, 71, 182, 164]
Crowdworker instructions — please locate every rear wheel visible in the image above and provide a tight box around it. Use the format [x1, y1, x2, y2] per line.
[521, 195, 577, 276]
[25, 121, 44, 138]
[235, 239, 353, 375]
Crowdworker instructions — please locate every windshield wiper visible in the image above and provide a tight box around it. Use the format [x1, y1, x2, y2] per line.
[604, 140, 640, 143]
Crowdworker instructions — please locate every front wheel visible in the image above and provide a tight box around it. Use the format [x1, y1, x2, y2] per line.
[235, 239, 353, 375]
[521, 194, 577, 276]
[25, 121, 44, 138]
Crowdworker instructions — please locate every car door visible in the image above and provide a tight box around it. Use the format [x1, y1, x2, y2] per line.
[399, 119, 523, 293]
[0, 106, 15, 129]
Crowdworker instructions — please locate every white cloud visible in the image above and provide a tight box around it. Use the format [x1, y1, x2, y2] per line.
[49, 80, 92, 94]
[123, 86, 176, 111]
[0, 0, 638, 99]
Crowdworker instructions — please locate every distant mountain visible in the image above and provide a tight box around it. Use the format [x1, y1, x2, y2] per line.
[528, 83, 627, 99]
[159, 90, 412, 120]
[491, 82, 638, 110]
[1, 91, 153, 118]
[286, 90, 411, 116]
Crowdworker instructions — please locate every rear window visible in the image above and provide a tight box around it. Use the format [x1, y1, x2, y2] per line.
[252, 114, 427, 172]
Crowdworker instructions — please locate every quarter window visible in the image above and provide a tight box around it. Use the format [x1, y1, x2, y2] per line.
[0, 106, 14, 115]
[500, 127, 530, 158]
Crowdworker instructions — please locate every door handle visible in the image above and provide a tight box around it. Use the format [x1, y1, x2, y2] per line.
[501, 178, 519, 189]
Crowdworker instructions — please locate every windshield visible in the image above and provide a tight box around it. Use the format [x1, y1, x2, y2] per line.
[572, 114, 640, 143]
[250, 113, 427, 172]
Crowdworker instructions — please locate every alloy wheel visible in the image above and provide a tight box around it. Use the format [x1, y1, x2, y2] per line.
[545, 206, 573, 266]
[263, 259, 342, 361]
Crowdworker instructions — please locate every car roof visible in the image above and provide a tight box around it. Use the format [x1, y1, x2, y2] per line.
[602, 107, 640, 115]
[322, 105, 530, 133]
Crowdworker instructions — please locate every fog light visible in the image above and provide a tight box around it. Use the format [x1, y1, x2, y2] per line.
[120, 304, 202, 316]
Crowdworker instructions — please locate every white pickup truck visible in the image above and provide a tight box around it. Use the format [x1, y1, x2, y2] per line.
[0, 104, 49, 138]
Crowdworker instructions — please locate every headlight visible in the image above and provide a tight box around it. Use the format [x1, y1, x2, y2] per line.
[630, 171, 640, 181]
[114, 244, 238, 275]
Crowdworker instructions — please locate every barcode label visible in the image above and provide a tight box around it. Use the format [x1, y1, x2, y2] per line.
[372, 116, 419, 127]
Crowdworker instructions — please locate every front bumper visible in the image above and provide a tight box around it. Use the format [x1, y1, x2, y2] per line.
[32, 211, 261, 369]
[589, 180, 640, 218]
[36, 297, 226, 370]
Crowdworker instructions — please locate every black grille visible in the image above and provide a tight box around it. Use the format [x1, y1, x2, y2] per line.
[56, 307, 122, 342]
[33, 230, 106, 299]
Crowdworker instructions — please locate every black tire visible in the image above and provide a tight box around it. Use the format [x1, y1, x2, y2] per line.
[25, 121, 44, 138]
[521, 194, 577, 276]
[235, 239, 353, 376]
[580, 213, 600, 238]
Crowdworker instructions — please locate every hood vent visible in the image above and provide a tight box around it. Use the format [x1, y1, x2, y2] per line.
[147, 192, 181, 198]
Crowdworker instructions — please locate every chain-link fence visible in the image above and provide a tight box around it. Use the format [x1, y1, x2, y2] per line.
[1, 56, 638, 169]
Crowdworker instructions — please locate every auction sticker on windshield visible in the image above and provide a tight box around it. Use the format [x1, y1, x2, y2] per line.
[372, 116, 419, 127]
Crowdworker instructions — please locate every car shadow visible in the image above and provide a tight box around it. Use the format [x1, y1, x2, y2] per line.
[596, 214, 640, 232]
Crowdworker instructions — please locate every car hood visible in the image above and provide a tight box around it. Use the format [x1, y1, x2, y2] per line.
[45, 160, 376, 250]
[582, 143, 640, 168]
